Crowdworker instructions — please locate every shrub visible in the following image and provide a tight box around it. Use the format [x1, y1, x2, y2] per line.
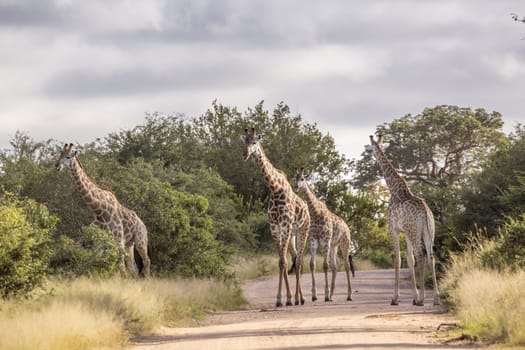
[0, 194, 56, 298]
[50, 225, 121, 277]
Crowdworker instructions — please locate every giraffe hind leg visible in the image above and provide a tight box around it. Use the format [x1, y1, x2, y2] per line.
[125, 245, 139, 277]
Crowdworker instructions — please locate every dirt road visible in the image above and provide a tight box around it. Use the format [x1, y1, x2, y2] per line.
[132, 269, 470, 350]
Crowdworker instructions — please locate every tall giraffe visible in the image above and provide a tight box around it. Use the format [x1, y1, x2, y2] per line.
[366, 135, 440, 306]
[241, 128, 310, 307]
[54, 143, 150, 277]
[294, 168, 355, 302]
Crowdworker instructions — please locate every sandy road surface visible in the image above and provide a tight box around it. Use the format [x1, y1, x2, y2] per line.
[132, 269, 473, 350]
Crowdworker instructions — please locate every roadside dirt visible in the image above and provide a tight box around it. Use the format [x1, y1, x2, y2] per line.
[132, 269, 477, 350]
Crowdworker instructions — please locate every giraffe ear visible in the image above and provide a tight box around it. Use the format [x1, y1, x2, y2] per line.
[71, 150, 78, 157]
[240, 135, 246, 142]
[256, 134, 263, 141]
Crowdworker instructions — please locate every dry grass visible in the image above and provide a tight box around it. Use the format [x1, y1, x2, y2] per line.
[233, 254, 279, 280]
[442, 238, 525, 346]
[451, 269, 525, 345]
[0, 300, 126, 350]
[0, 276, 245, 350]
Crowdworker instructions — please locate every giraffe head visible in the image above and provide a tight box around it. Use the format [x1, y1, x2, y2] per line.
[294, 167, 309, 192]
[365, 134, 384, 158]
[240, 127, 263, 161]
[54, 143, 78, 171]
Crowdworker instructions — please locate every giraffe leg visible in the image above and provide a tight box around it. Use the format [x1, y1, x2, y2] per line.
[390, 229, 401, 305]
[294, 221, 308, 306]
[278, 230, 293, 307]
[415, 246, 426, 306]
[424, 230, 441, 306]
[135, 236, 150, 278]
[125, 245, 139, 277]
[310, 238, 319, 302]
[323, 241, 331, 302]
[341, 242, 353, 301]
[287, 236, 298, 274]
[329, 245, 338, 302]
[406, 239, 419, 305]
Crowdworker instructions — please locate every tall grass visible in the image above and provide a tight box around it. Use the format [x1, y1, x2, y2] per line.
[0, 300, 125, 350]
[442, 236, 525, 346]
[0, 277, 246, 350]
[452, 269, 525, 345]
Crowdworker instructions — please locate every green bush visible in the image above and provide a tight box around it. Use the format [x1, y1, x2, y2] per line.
[50, 226, 121, 277]
[0, 193, 56, 298]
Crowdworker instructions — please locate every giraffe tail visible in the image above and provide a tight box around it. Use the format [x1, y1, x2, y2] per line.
[348, 254, 355, 277]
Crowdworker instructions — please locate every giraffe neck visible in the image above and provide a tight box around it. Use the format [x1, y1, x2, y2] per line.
[300, 183, 326, 218]
[374, 147, 413, 200]
[254, 145, 288, 193]
[68, 157, 107, 212]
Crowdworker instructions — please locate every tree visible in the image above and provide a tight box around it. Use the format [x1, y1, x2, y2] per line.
[457, 125, 525, 237]
[353, 106, 505, 252]
[354, 105, 504, 189]
[192, 101, 352, 206]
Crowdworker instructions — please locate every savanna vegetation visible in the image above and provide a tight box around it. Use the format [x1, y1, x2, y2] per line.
[0, 101, 523, 347]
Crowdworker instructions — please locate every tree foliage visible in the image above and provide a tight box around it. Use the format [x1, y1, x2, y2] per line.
[0, 192, 56, 298]
[457, 125, 525, 237]
[354, 105, 504, 188]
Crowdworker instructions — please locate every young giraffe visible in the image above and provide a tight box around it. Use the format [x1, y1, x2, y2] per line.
[55, 143, 150, 277]
[241, 128, 310, 307]
[294, 168, 355, 302]
[366, 135, 440, 306]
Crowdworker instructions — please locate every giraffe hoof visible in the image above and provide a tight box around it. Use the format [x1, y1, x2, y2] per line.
[312, 296, 317, 302]
[276, 301, 283, 307]
[347, 296, 353, 301]
[300, 299, 305, 305]
[294, 300, 299, 306]
[286, 301, 293, 306]
[324, 296, 330, 302]
[415, 300, 424, 307]
[391, 299, 399, 306]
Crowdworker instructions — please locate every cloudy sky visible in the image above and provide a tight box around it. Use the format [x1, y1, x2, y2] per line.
[1, 0, 524, 160]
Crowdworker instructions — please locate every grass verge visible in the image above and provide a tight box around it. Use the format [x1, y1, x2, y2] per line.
[442, 237, 525, 346]
[0, 277, 246, 350]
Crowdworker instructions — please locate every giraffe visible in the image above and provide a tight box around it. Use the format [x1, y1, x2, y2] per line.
[241, 128, 310, 307]
[54, 143, 150, 277]
[294, 168, 355, 302]
[366, 134, 440, 306]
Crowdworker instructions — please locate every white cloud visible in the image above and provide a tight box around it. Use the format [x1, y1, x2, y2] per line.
[0, 0, 524, 159]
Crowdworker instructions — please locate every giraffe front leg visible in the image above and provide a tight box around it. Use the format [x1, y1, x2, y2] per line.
[310, 238, 318, 302]
[390, 230, 401, 305]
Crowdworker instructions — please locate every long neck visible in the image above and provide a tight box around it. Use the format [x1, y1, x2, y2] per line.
[254, 145, 288, 193]
[300, 183, 326, 218]
[68, 157, 105, 211]
[374, 147, 413, 199]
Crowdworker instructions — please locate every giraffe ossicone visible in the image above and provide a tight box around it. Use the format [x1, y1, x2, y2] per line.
[366, 134, 440, 306]
[55, 143, 151, 277]
[242, 128, 310, 307]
